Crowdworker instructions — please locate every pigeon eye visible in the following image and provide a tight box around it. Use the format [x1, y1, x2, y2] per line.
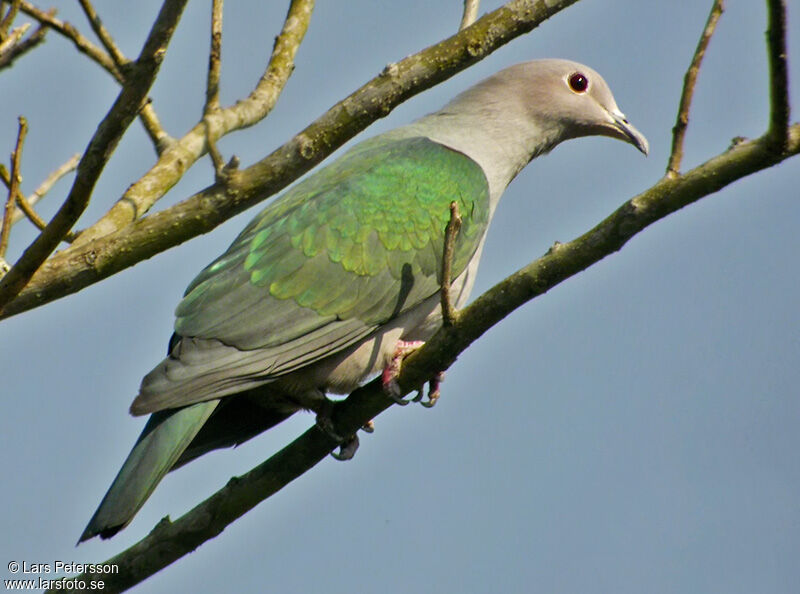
[568, 72, 589, 93]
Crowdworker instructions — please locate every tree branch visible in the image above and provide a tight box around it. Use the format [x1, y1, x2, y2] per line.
[10, 191, 46, 232]
[74, 0, 316, 245]
[0, 19, 26, 53]
[0, 116, 27, 260]
[205, 0, 223, 116]
[666, 0, 724, 177]
[204, 0, 226, 176]
[440, 201, 462, 326]
[459, 0, 480, 30]
[47, 121, 800, 593]
[19, 1, 171, 152]
[0, 0, 21, 39]
[77, 0, 128, 69]
[0, 18, 46, 71]
[20, 1, 116, 71]
[0, 0, 188, 313]
[0, 169, 78, 243]
[765, 0, 789, 151]
[7, 153, 80, 226]
[4, 0, 581, 319]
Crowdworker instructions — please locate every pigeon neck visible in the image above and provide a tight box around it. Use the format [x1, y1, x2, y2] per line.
[407, 106, 562, 214]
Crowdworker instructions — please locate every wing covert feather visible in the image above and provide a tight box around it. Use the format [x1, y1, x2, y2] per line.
[172, 135, 489, 374]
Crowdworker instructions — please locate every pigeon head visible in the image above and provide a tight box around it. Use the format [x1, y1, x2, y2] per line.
[438, 58, 649, 162]
[519, 59, 650, 155]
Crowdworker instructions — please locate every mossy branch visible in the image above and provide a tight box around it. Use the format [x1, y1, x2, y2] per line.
[0, 0, 580, 320]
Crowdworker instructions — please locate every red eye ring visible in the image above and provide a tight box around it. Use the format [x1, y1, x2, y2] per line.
[568, 72, 589, 93]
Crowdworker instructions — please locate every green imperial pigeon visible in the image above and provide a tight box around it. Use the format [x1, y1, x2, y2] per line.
[80, 59, 648, 542]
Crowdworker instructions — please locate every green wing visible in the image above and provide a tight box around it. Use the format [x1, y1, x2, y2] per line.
[175, 136, 489, 362]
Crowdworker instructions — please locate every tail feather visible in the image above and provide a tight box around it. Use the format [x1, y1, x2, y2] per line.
[79, 401, 219, 542]
[173, 395, 294, 469]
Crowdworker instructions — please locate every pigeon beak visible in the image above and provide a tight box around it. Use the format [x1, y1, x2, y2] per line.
[608, 110, 649, 156]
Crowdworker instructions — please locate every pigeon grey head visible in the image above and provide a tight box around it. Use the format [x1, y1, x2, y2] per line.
[411, 58, 649, 203]
[512, 58, 649, 155]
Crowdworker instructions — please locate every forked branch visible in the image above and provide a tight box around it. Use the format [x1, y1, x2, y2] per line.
[74, 0, 316, 245]
[0, 0, 189, 312]
[3, 0, 581, 319]
[20, 0, 171, 151]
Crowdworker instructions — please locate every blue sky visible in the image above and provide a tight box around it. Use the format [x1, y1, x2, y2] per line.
[2, 1, 799, 592]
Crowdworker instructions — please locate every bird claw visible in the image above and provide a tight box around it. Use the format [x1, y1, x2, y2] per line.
[382, 340, 424, 405]
[418, 372, 445, 408]
[382, 341, 445, 408]
[316, 412, 356, 461]
[383, 376, 412, 406]
[330, 434, 359, 461]
[315, 412, 344, 442]
[316, 411, 374, 461]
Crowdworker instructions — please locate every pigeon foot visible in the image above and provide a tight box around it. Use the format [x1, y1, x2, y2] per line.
[382, 341, 445, 407]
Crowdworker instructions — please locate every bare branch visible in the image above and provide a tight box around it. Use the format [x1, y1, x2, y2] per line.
[440, 201, 462, 326]
[11, 193, 45, 231]
[459, 0, 480, 30]
[19, 1, 172, 153]
[20, 1, 119, 76]
[0, 20, 27, 52]
[0, 156, 79, 241]
[9, 153, 80, 225]
[54, 0, 579, 288]
[0, 19, 46, 70]
[666, 0, 724, 177]
[75, 0, 317, 245]
[205, 0, 223, 115]
[0, 0, 189, 313]
[0, 116, 27, 259]
[765, 0, 789, 152]
[0, 0, 21, 39]
[77, 0, 128, 68]
[204, 0, 226, 176]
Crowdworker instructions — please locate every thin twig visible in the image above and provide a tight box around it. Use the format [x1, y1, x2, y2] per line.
[77, 0, 128, 69]
[19, 1, 172, 153]
[666, 0, 724, 178]
[0, 20, 26, 53]
[0, 0, 21, 39]
[0, 20, 46, 70]
[0, 0, 188, 313]
[204, 0, 226, 176]
[0, 116, 27, 258]
[20, 1, 119, 75]
[12, 193, 45, 230]
[440, 201, 462, 326]
[765, 0, 789, 152]
[0, 159, 79, 241]
[75, 0, 317, 245]
[205, 0, 223, 115]
[205, 130, 226, 178]
[459, 0, 480, 30]
[10, 153, 80, 225]
[15, 195, 77, 243]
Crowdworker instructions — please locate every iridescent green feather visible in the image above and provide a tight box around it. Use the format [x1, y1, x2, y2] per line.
[175, 136, 489, 346]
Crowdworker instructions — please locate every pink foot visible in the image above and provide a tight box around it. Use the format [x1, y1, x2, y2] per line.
[415, 371, 445, 408]
[382, 341, 444, 407]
